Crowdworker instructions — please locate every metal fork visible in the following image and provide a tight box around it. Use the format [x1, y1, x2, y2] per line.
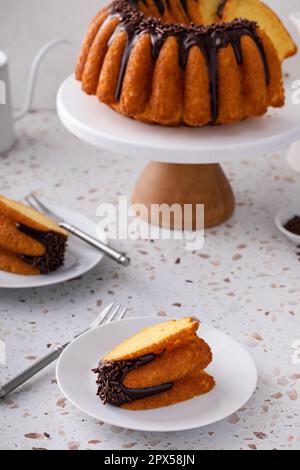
[0, 302, 126, 399]
[25, 193, 131, 267]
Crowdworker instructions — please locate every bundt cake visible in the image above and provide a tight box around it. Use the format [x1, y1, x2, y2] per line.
[0, 195, 68, 276]
[76, 0, 296, 126]
[93, 317, 215, 410]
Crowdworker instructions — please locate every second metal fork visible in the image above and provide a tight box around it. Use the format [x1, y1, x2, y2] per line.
[25, 193, 131, 267]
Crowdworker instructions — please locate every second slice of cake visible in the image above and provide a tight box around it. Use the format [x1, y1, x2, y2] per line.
[0, 195, 68, 275]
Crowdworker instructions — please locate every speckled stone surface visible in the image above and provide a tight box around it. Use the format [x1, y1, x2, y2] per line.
[0, 112, 299, 450]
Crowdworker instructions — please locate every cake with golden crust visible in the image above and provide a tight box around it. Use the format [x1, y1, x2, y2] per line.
[93, 317, 215, 410]
[0, 195, 68, 276]
[76, 0, 296, 127]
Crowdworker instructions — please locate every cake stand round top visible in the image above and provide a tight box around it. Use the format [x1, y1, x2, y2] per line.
[57, 73, 300, 164]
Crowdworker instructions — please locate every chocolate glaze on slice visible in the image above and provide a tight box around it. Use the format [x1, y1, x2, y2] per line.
[17, 224, 67, 274]
[217, 0, 229, 18]
[101, 0, 270, 122]
[93, 353, 173, 406]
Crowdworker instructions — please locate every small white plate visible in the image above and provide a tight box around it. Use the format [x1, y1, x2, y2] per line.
[0, 204, 107, 289]
[275, 208, 300, 245]
[56, 317, 258, 432]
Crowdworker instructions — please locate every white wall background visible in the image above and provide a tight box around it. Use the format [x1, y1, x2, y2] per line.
[0, 0, 298, 110]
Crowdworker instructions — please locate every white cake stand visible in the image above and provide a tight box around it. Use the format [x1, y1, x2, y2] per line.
[57, 72, 300, 229]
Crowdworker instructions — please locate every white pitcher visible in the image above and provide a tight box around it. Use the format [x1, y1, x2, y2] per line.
[0, 39, 70, 154]
[0, 51, 15, 153]
[287, 12, 300, 174]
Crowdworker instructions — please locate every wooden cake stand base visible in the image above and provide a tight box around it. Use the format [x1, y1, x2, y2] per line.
[132, 162, 235, 230]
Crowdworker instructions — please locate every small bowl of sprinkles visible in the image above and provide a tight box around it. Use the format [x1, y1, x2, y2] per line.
[275, 208, 300, 245]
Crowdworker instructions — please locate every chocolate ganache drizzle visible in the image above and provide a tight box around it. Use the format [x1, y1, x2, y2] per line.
[105, 0, 270, 122]
[17, 224, 67, 274]
[93, 353, 173, 406]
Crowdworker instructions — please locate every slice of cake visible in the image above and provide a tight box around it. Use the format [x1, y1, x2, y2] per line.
[93, 317, 215, 410]
[0, 195, 68, 275]
[222, 0, 297, 61]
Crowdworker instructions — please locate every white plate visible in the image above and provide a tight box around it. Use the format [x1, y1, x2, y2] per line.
[56, 317, 258, 432]
[0, 204, 107, 289]
[275, 207, 300, 245]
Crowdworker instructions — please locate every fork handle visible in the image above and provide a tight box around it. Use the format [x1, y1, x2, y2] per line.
[60, 222, 130, 267]
[0, 344, 68, 399]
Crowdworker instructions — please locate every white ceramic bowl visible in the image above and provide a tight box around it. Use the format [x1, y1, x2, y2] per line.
[275, 208, 300, 245]
[287, 142, 300, 174]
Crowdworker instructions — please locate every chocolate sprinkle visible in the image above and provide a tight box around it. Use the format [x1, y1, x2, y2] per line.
[103, 0, 270, 122]
[17, 224, 67, 274]
[93, 353, 173, 406]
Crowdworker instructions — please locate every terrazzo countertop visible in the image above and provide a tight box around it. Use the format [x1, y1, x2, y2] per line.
[0, 111, 299, 450]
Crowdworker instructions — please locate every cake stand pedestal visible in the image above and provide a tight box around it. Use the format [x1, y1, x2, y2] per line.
[132, 162, 234, 229]
[57, 74, 300, 229]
